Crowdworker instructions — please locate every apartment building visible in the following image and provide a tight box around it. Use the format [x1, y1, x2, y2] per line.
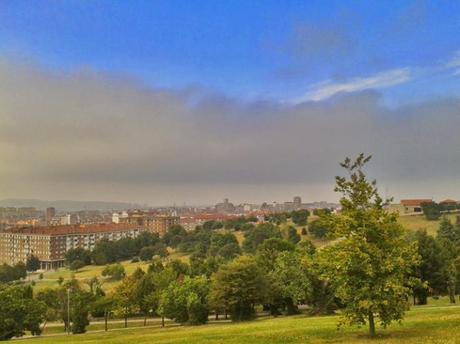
[0, 223, 146, 270]
[118, 213, 179, 236]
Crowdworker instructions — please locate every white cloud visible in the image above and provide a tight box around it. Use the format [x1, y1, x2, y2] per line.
[295, 68, 412, 102]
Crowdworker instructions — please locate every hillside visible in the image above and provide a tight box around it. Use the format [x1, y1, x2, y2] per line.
[397, 213, 458, 236]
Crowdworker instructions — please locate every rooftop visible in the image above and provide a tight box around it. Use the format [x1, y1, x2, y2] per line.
[2, 223, 142, 236]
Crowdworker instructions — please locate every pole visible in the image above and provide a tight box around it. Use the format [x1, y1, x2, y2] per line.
[67, 288, 71, 334]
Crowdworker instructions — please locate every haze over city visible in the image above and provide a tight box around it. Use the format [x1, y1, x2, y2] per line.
[1, 1, 460, 205]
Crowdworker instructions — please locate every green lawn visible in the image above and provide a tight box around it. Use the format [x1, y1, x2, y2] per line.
[397, 213, 458, 236]
[30, 251, 189, 293]
[22, 304, 460, 344]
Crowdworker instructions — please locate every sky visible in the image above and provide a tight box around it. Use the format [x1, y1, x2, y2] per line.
[0, 1, 460, 205]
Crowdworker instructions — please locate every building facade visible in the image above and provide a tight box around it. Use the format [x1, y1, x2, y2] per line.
[119, 213, 179, 236]
[0, 223, 146, 270]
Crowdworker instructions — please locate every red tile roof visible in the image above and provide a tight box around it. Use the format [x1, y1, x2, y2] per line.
[3, 223, 142, 236]
[400, 199, 433, 207]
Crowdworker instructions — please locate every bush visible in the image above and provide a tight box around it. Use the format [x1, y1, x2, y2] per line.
[102, 263, 125, 280]
[70, 260, 85, 271]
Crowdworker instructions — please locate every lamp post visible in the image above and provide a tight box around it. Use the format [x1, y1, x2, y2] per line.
[67, 288, 71, 334]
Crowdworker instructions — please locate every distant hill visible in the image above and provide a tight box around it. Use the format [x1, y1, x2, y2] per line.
[0, 198, 147, 212]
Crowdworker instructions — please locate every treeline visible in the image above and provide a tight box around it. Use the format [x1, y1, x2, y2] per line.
[411, 217, 460, 304]
[64, 232, 168, 270]
[422, 202, 460, 220]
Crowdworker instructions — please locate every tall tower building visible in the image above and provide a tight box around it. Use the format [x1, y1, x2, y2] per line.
[45, 207, 56, 224]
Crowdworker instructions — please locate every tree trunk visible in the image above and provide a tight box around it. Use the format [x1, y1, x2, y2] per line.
[144, 316, 147, 326]
[161, 316, 165, 327]
[368, 312, 376, 337]
[104, 311, 108, 332]
[124, 314, 128, 328]
[449, 286, 456, 304]
[215, 313, 219, 320]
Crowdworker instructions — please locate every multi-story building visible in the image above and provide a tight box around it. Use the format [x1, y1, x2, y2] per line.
[0, 223, 146, 270]
[45, 207, 56, 224]
[119, 213, 179, 236]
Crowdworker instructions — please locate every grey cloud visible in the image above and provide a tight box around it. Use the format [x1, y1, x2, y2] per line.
[1, 61, 460, 204]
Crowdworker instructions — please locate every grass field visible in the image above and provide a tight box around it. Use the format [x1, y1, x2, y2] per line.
[22, 303, 460, 344]
[30, 250, 190, 292]
[397, 213, 458, 236]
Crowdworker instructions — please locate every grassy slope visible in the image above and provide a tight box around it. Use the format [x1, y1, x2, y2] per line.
[397, 213, 458, 236]
[31, 251, 189, 292]
[24, 304, 460, 344]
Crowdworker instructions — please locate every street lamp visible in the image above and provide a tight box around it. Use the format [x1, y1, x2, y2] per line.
[67, 288, 71, 334]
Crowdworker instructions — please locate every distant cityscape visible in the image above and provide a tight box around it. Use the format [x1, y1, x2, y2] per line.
[1, 195, 458, 270]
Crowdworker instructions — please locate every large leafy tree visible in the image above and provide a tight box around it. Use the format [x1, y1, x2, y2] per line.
[0, 285, 46, 340]
[411, 230, 445, 304]
[318, 154, 420, 337]
[436, 217, 460, 303]
[158, 276, 209, 325]
[209, 256, 269, 321]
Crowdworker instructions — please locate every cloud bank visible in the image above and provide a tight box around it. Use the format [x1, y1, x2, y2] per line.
[1, 61, 460, 204]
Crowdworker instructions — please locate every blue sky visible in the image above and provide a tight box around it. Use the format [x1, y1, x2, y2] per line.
[1, 1, 459, 105]
[1, 1, 460, 204]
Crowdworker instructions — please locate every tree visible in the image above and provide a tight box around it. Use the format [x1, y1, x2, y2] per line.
[0, 262, 26, 283]
[436, 217, 460, 303]
[91, 239, 118, 265]
[411, 230, 445, 304]
[65, 248, 91, 266]
[139, 246, 156, 261]
[318, 154, 420, 337]
[158, 276, 209, 325]
[114, 270, 144, 328]
[209, 256, 269, 321]
[0, 285, 47, 340]
[26, 255, 40, 272]
[242, 223, 281, 253]
[162, 225, 187, 248]
[70, 260, 85, 271]
[308, 219, 331, 239]
[291, 209, 310, 226]
[285, 226, 301, 244]
[422, 202, 442, 220]
[209, 232, 241, 259]
[255, 238, 295, 272]
[102, 263, 125, 281]
[271, 250, 313, 315]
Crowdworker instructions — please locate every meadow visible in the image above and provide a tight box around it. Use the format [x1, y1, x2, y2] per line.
[23, 301, 460, 344]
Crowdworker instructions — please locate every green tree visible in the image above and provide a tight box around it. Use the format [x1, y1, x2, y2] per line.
[65, 248, 91, 266]
[271, 250, 313, 315]
[242, 223, 281, 253]
[411, 230, 445, 304]
[285, 226, 301, 244]
[308, 219, 331, 238]
[421, 202, 442, 220]
[255, 238, 295, 272]
[291, 209, 310, 226]
[0, 285, 47, 340]
[69, 260, 85, 271]
[101, 263, 125, 281]
[158, 276, 209, 325]
[26, 255, 40, 272]
[436, 217, 460, 303]
[209, 256, 269, 321]
[318, 154, 420, 337]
